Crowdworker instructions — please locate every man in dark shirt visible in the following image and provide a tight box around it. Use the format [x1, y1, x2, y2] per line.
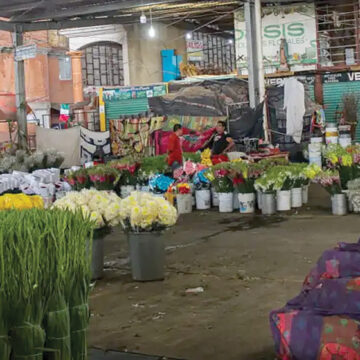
[210, 121, 234, 155]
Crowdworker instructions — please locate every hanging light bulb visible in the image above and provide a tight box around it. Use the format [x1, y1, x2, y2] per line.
[140, 12, 147, 24]
[186, 32, 192, 40]
[149, 25, 156, 38]
[228, 39, 234, 45]
[148, 8, 155, 38]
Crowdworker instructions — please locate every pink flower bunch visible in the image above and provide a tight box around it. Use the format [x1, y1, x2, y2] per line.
[353, 153, 360, 165]
[214, 169, 229, 178]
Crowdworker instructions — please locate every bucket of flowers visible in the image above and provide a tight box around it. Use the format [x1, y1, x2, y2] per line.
[205, 163, 234, 213]
[53, 189, 123, 279]
[230, 162, 259, 214]
[254, 168, 280, 215]
[271, 166, 293, 212]
[65, 168, 90, 191]
[87, 165, 119, 191]
[302, 163, 322, 204]
[324, 144, 360, 190]
[289, 164, 308, 208]
[314, 169, 346, 215]
[175, 183, 192, 215]
[120, 191, 178, 281]
[193, 169, 212, 210]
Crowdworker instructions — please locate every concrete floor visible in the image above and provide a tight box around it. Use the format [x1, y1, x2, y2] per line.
[89, 186, 360, 360]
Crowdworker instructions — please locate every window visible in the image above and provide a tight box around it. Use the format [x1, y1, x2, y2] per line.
[80, 41, 124, 86]
[316, 1, 359, 68]
[58, 56, 72, 80]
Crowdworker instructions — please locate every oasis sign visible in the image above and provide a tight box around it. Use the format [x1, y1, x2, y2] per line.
[234, 3, 317, 70]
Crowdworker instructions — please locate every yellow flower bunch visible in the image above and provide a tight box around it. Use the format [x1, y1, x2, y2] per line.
[303, 164, 322, 180]
[342, 153, 353, 167]
[201, 148, 212, 166]
[120, 191, 177, 231]
[0, 194, 44, 210]
[328, 153, 338, 165]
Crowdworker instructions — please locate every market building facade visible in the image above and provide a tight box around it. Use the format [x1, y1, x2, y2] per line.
[235, 0, 360, 135]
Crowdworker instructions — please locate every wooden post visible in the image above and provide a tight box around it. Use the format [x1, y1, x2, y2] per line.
[12, 28, 28, 149]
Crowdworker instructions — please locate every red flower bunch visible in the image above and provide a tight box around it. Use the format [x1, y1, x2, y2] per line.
[233, 177, 245, 186]
[177, 183, 191, 194]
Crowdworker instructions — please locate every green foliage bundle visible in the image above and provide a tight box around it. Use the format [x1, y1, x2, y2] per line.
[0, 209, 93, 360]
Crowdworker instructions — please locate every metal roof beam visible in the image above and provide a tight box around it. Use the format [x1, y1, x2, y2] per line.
[0, 20, 16, 32]
[12, 0, 186, 22]
[21, 16, 136, 32]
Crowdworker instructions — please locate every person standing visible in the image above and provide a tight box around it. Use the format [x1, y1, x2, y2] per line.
[210, 121, 234, 155]
[167, 124, 183, 171]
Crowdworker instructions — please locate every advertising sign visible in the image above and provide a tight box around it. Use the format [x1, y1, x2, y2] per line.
[187, 40, 204, 62]
[103, 85, 167, 101]
[323, 72, 360, 84]
[235, 3, 317, 71]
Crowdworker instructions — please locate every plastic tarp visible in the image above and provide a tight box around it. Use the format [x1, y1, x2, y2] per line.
[36, 126, 81, 168]
[149, 78, 249, 117]
[229, 103, 264, 140]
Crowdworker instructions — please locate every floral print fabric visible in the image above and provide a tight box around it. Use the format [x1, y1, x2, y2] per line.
[270, 240, 360, 359]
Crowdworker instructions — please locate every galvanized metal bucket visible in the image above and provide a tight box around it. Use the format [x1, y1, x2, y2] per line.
[128, 232, 165, 282]
[331, 194, 348, 216]
[262, 193, 276, 215]
[88, 228, 111, 280]
[91, 236, 105, 280]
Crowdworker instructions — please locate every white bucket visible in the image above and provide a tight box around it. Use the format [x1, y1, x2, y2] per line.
[339, 136, 352, 148]
[326, 126, 338, 145]
[311, 137, 323, 144]
[177, 194, 193, 214]
[309, 152, 322, 168]
[291, 187, 303, 208]
[211, 188, 219, 207]
[195, 190, 211, 210]
[302, 185, 309, 205]
[257, 190, 263, 210]
[238, 193, 255, 214]
[233, 191, 240, 210]
[121, 185, 135, 198]
[277, 190, 291, 211]
[219, 192, 234, 213]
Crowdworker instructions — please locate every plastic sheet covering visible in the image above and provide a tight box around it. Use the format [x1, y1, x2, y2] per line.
[36, 127, 81, 168]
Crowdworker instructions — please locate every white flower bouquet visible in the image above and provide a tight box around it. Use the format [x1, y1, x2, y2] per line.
[52, 189, 122, 228]
[120, 191, 177, 232]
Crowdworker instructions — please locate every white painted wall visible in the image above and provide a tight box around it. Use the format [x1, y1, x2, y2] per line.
[60, 25, 130, 86]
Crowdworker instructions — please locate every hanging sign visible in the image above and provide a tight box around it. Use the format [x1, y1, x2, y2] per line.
[323, 72, 360, 84]
[234, 3, 317, 71]
[187, 40, 204, 62]
[15, 44, 37, 61]
[102, 85, 167, 101]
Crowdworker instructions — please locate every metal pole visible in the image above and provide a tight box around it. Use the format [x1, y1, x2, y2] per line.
[244, 0, 258, 108]
[254, 0, 265, 103]
[254, 0, 269, 143]
[12, 27, 28, 149]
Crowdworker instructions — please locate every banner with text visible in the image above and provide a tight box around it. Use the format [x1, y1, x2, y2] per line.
[235, 3, 317, 72]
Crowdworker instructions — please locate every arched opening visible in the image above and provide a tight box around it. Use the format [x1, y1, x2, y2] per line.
[80, 41, 124, 87]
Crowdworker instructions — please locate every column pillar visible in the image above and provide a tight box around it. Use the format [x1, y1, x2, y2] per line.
[13, 28, 28, 149]
[67, 51, 84, 103]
